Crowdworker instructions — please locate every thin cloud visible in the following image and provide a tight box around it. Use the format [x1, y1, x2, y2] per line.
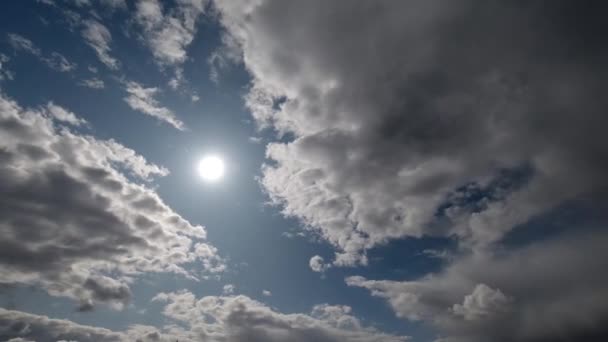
[81, 19, 119, 69]
[124, 81, 185, 130]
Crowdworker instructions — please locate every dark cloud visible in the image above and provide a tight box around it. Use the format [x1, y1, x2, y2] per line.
[215, 0, 608, 263]
[347, 228, 608, 342]
[0, 93, 224, 309]
[213, 1, 608, 340]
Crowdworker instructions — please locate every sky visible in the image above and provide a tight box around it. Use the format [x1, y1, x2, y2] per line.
[0, 1, 607, 342]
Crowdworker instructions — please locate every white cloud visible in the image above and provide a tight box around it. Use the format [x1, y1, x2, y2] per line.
[81, 19, 119, 69]
[309, 255, 330, 273]
[452, 284, 511, 321]
[0, 92, 222, 309]
[1, 291, 407, 342]
[79, 77, 105, 89]
[44, 101, 87, 126]
[222, 284, 235, 294]
[262, 290, 272, 296]
[134, 0, 206, 66]
[124, 81, 185, 130]
[151, 290, 409, 341]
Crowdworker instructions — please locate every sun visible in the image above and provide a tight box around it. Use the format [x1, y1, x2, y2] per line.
[198, 155, 225, 182]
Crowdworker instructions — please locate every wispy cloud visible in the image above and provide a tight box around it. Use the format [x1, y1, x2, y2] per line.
[7, 33, 77, 72]
[124, 81, 185, 130]
[79, 77, 105, 89]
[81, 19, 119, 69]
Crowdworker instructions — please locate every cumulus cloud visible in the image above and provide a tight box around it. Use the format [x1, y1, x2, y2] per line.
[81, 19, 118, 69]
[0, 92, 223, 309]
[151, 290, 408, 342]
[309, 255, 330, 273]
[134, 0, 206, 66]
[1, 291, 406, 342]
[215, 0, 608, 266]
[79, 77, 105, 89]
[347, 228, 608, 342]
[124, 80, 185, 130]
[7, 33, 76, 72]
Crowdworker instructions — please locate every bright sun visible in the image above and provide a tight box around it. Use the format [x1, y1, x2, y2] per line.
[198, 155, 225, 182]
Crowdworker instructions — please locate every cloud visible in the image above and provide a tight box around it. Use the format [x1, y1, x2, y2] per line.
[347, 228, 608, 342]
[81, 19, 119, 69]
[79, 77, 105, 89]
[223, 284, 235, 294]
[215, 0, 608, 265]
[151, 290, 408, 341]
[42, 52, 77, 72]
[262, 290, 271, 296]
[7, 33, 41, 55]
[0, 92, 223, 309]
[309, 255, 330, 273]
[124, 80, 185, 130]
[7, 33, 76, 72]
[0, 53, 14, 81]
[1, 291, 407, 342]
[45, 101, 87, 126]
[0, 308, 180, 342]
[134, 0, 207, 66]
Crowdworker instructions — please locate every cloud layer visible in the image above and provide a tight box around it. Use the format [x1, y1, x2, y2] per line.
[0, 93, 221, 309]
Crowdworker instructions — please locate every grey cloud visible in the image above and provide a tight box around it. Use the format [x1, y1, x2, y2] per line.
[124, 80, 185, 130]
[347, 228, 608, 342]
[0, 308, 185, 342]
[215, 0, 608, 265]
[0, 92, 223, 309]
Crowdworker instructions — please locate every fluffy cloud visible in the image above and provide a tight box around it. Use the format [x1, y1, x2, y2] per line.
[0, 92, 223, 309]
[124, 81, 185, 130]
[1, 291, 407, 342]
[134, 0, 207, 66]
[151, 290, 408, 342]
[347, 228, 608, 341]
[81, 19, 119, 69]
[215, 0, 608, 265]
[309, 255, 330, 273]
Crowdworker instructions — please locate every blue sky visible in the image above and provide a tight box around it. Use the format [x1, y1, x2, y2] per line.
[1, 1, 608, 342]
